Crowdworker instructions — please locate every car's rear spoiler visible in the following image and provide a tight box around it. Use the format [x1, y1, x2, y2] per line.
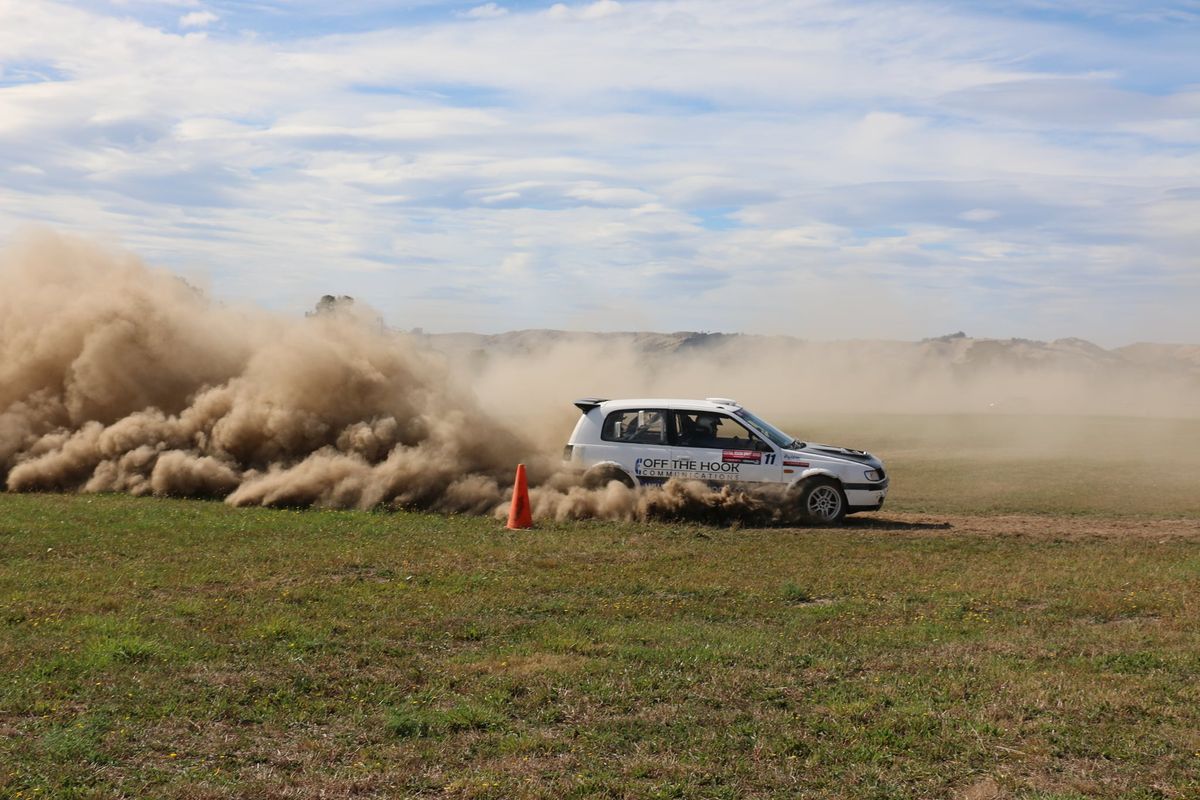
[574, 397, 607, 412]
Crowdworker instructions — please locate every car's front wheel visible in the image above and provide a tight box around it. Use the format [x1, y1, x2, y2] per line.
[796, 477, 847, 525]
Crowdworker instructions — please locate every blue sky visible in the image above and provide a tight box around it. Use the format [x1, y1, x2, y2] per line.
[1, 0, 1198, 345]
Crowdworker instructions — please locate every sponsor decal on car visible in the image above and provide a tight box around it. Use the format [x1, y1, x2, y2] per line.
[783, 460, 809, 468]
[722, 449, 762, 464]
[635, 456, 742, 481]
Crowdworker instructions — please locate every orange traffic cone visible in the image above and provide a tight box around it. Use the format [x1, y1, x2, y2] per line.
[506, 463, 533, 530]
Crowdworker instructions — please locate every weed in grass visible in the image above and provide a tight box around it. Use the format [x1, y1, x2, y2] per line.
[454, 624, 487, 642]
[247, 617, 297, 642]
[782, 582, 814, 603]
[1093, 651, 1168, 674]
[86, 634, 164, 666]
[386, 698, 507, 739]
[40, 713, 113, 764]
[386, 707, 438, 739]
[444, 700, 506, 732]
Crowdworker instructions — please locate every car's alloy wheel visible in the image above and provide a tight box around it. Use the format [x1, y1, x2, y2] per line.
[798, 478, 846, 525]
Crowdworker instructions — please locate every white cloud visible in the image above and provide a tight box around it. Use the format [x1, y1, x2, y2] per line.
[500, 252, 533, 276]
[581, 0, 622, 20]
[110, 0, 199, 7]
[0, 0, 1197, 343]
[178, 10, 217, 28]
[564, 185, 655, 207]
[267, 108, 506, 141]
[545, 0, 622, 21]
[481, 191, 521, 204]
[461, 3, 507, 19]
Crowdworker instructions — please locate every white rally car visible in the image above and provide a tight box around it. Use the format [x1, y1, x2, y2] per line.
[563, 397, 888, 524]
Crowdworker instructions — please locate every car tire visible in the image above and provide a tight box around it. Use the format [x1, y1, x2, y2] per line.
[796, 477, 847, 525]
[583, 464, 636, 490]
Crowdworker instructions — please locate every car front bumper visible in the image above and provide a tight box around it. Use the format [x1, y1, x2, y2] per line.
[844, 478, 889, 512]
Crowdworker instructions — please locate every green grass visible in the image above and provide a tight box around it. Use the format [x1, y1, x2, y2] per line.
[2, 490, 1200, 798]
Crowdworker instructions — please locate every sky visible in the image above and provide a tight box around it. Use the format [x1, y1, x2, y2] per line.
[1, 0, 1198, 345]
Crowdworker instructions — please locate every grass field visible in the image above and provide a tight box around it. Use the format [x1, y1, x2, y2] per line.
[2, 415, 1200, 799]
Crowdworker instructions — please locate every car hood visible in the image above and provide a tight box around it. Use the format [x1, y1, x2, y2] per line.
[785, 443, 883, 470]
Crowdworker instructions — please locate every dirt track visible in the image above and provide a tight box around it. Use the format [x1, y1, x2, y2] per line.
[843, 512, 1200, 540]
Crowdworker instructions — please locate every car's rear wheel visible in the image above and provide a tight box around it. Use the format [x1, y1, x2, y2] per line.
[583, 464, 636, 490]
[796, 477, 847, 525]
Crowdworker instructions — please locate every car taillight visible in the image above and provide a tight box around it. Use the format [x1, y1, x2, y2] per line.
[562, 444, 574, 460]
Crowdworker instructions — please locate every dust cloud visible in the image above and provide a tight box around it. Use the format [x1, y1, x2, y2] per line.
[0, 230, 536, 515]
[0, 230, 804, 524]
[526, 475, 813, 526]
[2, 230, 1197, 524]
[456, 333, 1200, 452]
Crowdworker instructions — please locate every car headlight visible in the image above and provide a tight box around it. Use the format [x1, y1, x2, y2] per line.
[863, 469, 881, 481]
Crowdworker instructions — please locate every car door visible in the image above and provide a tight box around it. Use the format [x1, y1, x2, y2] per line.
[599, 408, 673, 484]
[669, 410, 781, 484]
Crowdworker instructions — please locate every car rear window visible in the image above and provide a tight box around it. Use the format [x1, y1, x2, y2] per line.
[601, 409, 668, 445]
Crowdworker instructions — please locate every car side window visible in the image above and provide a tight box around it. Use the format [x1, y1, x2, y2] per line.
[601, 409, 668, 445]
[672, 411, 769, 451]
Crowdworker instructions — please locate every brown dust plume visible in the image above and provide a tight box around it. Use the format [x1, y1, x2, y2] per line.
[0, 230, 541, 514]
[0, 230, 809, 525]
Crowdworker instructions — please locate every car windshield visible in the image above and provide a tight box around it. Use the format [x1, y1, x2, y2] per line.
[734, 408, 803, 449]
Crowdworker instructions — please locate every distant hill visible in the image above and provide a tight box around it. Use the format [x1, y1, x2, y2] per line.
[1115, 343, 1200, 374]
[422, 329, 1200, 377]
